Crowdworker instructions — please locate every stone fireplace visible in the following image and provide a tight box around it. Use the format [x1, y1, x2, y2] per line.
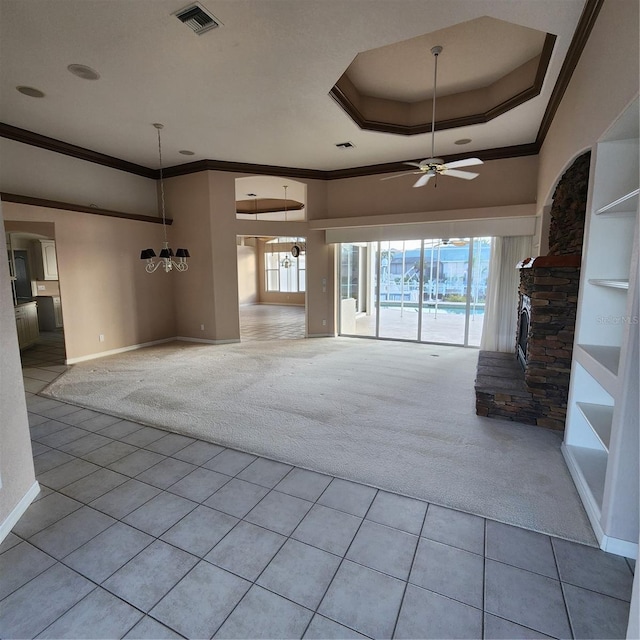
[475, 151, 589, 430]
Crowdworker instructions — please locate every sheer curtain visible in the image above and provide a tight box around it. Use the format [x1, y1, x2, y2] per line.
[480, 236, 532, 352]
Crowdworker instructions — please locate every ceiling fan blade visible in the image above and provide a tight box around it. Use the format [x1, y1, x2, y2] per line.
[403, 162, 424, 169]
[445, 169, 479, 180]
[444, 157, 483, 169]
[444, 158, 484, 169]
[413, 173, 433, 188]
[380, 171, 421, 181]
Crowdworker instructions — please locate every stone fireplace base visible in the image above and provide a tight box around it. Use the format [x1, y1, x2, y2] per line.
[475, 351, 537, 424]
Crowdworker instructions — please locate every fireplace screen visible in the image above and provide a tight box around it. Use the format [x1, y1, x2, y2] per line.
[517, 295, 531, 369]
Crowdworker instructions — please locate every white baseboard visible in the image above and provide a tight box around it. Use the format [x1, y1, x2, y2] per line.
[601, 535, 638, 560]
[562, 444, 637, 559]
[65, 337, 176, 364]
[0, 481, 40, 544]
[258, 302, 305, 307]
[176, 337, 241, 345]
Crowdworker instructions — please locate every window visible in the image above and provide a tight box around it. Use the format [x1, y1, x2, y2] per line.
[265, 239, 306, 293]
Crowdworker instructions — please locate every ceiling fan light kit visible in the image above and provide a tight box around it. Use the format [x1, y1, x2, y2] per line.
[382, 45, 483, 188]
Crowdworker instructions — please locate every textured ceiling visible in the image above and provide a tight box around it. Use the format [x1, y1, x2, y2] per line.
[0, 0, 587, 172]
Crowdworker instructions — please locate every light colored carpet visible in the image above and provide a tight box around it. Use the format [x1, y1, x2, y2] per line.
[43, 338, 595, 544]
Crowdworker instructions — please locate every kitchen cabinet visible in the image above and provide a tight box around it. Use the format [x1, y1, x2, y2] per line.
[36, 296, 63, 331]
[33, 239, 58, 280]
[15, 301, 39, 350]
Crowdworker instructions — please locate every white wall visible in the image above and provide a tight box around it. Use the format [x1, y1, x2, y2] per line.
[0, 200, 38, 542]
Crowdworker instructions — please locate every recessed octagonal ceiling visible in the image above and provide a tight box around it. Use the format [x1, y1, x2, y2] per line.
[331, 16, 555, 136]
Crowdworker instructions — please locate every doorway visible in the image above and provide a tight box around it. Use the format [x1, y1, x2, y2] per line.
[339, 237, 491, 346]
[6, 227, 67, 366]
[237, 235, 307, 341]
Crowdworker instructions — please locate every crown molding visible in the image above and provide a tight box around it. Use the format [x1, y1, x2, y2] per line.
[536, 0, 604, 146]
[161, 159, 324, 180]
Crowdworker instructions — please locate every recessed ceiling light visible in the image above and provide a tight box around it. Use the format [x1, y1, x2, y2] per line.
[67, 64, 100, 80]
[454, 138, 472, 145]
[179, 150, 195, 156]
[16, 86, 45, 98]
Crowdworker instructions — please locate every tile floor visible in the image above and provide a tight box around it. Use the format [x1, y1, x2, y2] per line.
[240, 304, 306, 341]
[1, 332, 635, 639]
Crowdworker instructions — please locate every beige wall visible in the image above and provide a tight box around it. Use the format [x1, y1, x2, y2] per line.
[4, 203, 176, 361]
[0, 200, 37, 537]
[325, 155, 538, 220]
[536, 0, 639, 242]
[209, 171, 242, 341]
[0, 139, 158, 217]
[237, 242, 258, 305]
[305, 229, 335, 336]
[164, 171, 217, 341]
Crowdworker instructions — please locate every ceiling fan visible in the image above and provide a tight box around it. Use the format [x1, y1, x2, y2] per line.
[382, 45, 483, 188]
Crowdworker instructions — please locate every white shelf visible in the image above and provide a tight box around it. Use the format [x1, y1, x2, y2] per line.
[575, 344, 620, 393]
[576, 402, 613, 451]
[565, 100, 639, 558]
[595, 188, 639, 215]
[563, 444, 608, 514]
[588, 279, 629, 290]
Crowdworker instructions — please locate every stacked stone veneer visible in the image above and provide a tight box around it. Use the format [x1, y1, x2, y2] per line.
[548, 151, 590, 256]
[475, 152, 589, 430]
[475, 351, 537, 424]
[518, 257, 581, 429]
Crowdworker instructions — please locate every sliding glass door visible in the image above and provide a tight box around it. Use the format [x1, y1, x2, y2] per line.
[339, 237, 491, 346]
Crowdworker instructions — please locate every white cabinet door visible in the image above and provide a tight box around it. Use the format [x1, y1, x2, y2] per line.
[41, 241, 58, 280]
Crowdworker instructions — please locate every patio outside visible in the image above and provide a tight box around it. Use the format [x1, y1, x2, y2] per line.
[340, 238, 491, 346]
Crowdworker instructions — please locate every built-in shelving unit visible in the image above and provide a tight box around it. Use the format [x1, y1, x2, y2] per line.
[563, 97, 639, 559]
[595, 187, 639, 215]
[576, 402, 613, 450]
[588, 278, 629, 289]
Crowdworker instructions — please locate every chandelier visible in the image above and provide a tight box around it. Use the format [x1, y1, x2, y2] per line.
[140, 123, 190, 273]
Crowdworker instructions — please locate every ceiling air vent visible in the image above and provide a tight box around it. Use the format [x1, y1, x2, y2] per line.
[174, 3, 221, 35]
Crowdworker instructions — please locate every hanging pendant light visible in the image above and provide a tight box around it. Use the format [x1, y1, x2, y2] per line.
[140, 123, 190, 273]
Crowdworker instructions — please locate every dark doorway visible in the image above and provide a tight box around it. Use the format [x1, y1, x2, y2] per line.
[14, 250, 32, 301]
